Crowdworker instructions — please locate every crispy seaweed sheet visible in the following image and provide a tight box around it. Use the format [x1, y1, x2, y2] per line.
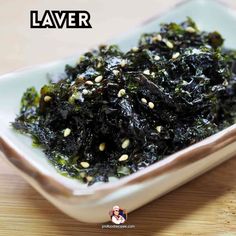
[12, 18, 236, 185]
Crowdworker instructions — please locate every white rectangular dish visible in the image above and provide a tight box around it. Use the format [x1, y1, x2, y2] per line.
[0, 0, 236, 223]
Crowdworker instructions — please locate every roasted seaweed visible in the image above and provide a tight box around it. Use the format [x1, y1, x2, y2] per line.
[13, 18, 236, 185]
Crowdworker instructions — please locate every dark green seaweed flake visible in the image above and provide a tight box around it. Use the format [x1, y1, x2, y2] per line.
[12, 18, 236, 185]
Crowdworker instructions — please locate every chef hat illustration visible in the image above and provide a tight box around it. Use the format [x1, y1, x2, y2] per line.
[113, 205, 120, 211]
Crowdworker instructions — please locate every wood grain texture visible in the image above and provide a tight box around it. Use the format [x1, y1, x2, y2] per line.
[1, 0, 236, 235]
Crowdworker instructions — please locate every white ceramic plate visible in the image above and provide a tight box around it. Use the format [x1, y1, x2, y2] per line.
[0, 0, 236, 223]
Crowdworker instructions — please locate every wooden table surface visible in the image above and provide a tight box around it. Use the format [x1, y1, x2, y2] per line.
[1, 0, 236, 235]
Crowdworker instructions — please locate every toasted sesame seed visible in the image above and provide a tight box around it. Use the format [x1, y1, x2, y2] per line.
[131, 47, 139, 52]
[143, 69, 150, 75]
[151, 72, 156, 77]
[141, 98, 147, 104]
[186, 26, 196, 33]
[154, 55, 160, 61]
[182, 80, 188, 85]
[148, 102, 155, 109]
[63, 128, 71, 137]
[119, 154, 129, 162]
[121, 139, 130, 149]
[223, 79, 229, 86]
[157, 34, 162, 41]
[165, 40, 174, 49]
[82, 89, 89, 95]
[156, 126, 162, 133]
[44, 95, 52, 102]
[86, 176, 93, 182]
[153, 34, 162, 42]
[70, 81, 76, 86]
[172, 52, 180, 59]
[85, 80, 94, 85]
[120, 59, 127, 67]
[95, 75, 103, 83]
[118, 89, 126, 98]
[97, 62, 102, 68]
[112, 70, 120, 76]
[80, 162, 90, 168]
[99, 142, 106, 151]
